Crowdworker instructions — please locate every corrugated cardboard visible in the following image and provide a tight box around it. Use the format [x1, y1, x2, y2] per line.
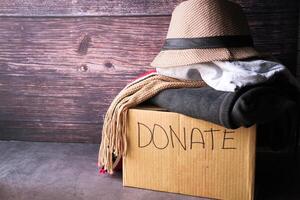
[123, 107, 256, 200]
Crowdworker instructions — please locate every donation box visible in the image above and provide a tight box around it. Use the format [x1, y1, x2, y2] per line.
[123, 107, 256, 200]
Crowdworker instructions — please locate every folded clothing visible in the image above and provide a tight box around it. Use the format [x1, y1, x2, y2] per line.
[148, 85, 297, 129]
[231, 86, 297, 127]
[156, 59, 286, 92]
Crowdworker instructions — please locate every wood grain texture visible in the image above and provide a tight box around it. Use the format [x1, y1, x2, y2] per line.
[0, 0, 299, 143]
[0, 17, 168, 143]
[0, 121, 101, 143]
[0, 0, 298, 17]
[0, 0, 181, 17]
[0, 16, 298, 75]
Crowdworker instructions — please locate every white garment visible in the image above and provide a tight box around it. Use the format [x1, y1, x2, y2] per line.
[156, 60, 286, 92]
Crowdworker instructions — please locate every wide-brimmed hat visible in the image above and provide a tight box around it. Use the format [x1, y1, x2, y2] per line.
[151, 0, 261, 68]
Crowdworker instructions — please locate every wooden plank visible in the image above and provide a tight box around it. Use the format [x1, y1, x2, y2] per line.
[0, 76, 121, 123]
[0, 13, 298, 143]
[0, 121, 101, 143]
[0, 16, 298, 75]
[0, 0, 180, 17]
[0, 17, 167, 76]
[0, 0, 298, 17]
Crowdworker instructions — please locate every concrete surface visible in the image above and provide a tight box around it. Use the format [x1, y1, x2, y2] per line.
[0, 141, 204, 200]
[0, 140, 299, 200]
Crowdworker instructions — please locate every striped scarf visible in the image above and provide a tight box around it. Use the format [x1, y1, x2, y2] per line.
[98, 71, 206, 174]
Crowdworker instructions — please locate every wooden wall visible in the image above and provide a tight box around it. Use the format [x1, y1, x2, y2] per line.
[0, 0, 299, 143]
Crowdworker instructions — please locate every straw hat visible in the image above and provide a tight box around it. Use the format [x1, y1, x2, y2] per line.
[151, 0, 261, 68]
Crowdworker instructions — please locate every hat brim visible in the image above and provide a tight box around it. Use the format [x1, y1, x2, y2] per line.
[150, 47, 262, 68]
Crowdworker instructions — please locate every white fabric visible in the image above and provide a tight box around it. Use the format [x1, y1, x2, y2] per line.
[156, 60, 286, 92]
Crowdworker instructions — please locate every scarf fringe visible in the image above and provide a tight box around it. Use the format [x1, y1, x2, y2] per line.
[98, 74, 206, 174]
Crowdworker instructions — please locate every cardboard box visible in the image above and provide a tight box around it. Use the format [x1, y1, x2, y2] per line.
[123, 107, 256, 200]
